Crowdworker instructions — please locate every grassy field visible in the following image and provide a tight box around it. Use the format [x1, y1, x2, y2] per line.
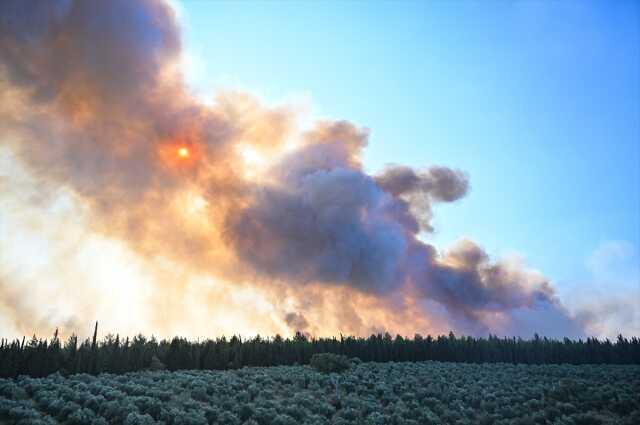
[1, 361, 639, 424]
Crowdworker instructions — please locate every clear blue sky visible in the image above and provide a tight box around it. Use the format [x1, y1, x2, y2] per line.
[179, 1, 639, 299]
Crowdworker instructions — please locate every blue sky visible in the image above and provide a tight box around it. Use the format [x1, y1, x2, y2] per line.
[179, 1, 639, 301]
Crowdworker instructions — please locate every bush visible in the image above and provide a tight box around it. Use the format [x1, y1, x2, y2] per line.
[67, 408, 97, 425]
[150, 355, 166, 371]
[124, 412, 156, 425]
[272, 414, 298, 425]
[310, 353, 351, 374]
[0, 361, 638, 425]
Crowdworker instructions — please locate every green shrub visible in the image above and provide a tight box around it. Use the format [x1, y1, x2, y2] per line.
[310, 353, 351, 374]
[1, 361, 638, 425]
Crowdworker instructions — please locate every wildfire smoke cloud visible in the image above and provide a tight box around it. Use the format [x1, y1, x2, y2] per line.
[0, 0, 584, 339]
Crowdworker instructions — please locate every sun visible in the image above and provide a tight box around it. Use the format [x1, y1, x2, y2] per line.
[157, 142, 198, 170]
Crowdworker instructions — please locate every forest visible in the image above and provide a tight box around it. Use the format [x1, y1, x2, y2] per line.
[1, 324, 638, 378]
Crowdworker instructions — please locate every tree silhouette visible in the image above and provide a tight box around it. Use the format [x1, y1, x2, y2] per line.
[0, 326, 638, 378]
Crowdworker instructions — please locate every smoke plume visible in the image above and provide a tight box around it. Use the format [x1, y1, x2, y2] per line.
[0, 0, 586, 339]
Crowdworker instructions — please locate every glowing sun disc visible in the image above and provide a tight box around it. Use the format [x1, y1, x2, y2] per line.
[177, 147, 190, 158]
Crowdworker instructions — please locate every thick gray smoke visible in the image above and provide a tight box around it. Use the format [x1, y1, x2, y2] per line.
[375, 165, 469, 232]
[225, 130, 581, 335]
[0, 0, 585, 338]
[226, 126, 408, 293]
[284, 312, 310, 333]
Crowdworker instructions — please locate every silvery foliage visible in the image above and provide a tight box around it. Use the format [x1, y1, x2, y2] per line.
[0, 362, 638, 424]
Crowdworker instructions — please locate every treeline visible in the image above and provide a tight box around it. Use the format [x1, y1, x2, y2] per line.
[1, 323, 638, 378]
